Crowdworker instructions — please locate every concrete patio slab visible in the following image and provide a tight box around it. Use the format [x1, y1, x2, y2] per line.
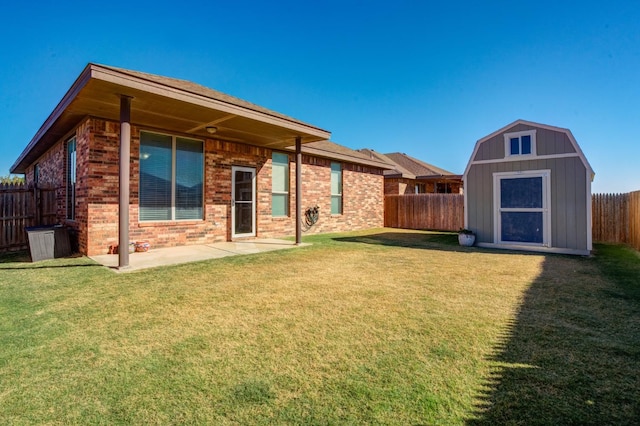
[90, 239, 308, 272]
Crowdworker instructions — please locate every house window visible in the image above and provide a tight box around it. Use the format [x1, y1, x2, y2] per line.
[415, 183, 426, 194]
[436, 182, 452, 193]
[139, 131, 204, 221]
[504, 130, 536, 157]
[271, 152, 289, 217]
[34, 163, 40, 188]
[66, 137, 76, 220]
[494, 170, 550, 246]
[331, 162, 342, 215]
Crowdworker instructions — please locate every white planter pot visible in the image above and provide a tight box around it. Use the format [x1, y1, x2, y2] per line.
[458, 233, 475, 247]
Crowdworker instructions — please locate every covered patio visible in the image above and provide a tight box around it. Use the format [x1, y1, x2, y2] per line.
[90, 238, 309, 272]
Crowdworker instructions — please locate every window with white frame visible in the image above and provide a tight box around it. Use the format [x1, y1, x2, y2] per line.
[504, 130, 536, 157]
[271, 152, 289, 217]
[66, 137, 76, 220]
[139, 131, 204, 221]
[330, 162, 342, 215]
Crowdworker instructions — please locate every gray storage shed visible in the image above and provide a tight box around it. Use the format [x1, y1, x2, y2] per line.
[463, 120, 595, 255]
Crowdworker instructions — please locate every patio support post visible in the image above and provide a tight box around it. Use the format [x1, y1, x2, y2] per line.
[295, 136, 302, 245]
[118, 95, 132, 269]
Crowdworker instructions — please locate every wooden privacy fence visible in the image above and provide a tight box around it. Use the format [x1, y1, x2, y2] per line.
[592, 191, 640, 250]
[0, 183, 57, 252]
[385, 194, 464, 231]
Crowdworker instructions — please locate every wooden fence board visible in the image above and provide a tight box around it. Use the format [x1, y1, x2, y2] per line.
[384, 194, 464, 231]
[592, 193, 631, 244]
[0, 184, 57, 252]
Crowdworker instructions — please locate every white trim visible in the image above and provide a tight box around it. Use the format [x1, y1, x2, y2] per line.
[463, 175, 468, 229]
[504, 129, 537, 158]
[469, 152, 582, 167]
[586, 168, 593, 251]
[493, 170, 551, 247]
[232, 166, 257, 238]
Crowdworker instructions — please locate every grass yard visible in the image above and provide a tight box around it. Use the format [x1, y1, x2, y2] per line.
[1, 229, 639, 424]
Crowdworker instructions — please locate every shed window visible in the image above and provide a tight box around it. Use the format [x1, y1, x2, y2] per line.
[271, 152, 289, 217]
[139, 131, 203, 221]
[504, 130, 536, 157]
[331, 162, 342, 215]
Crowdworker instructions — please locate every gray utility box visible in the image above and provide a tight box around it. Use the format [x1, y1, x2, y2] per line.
[25, 225, 72, 262]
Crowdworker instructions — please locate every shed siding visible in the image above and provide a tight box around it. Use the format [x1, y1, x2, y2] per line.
[467, 156, 587, 251]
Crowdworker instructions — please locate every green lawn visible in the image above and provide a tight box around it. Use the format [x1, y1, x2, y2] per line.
[1, 229, 638, 425]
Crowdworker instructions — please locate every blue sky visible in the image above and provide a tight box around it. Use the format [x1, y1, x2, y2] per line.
[1, 0, 638, 193]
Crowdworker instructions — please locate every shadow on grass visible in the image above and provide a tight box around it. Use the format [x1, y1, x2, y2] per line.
[332, 230, 535, 257]
[334, 232, 640, 423]
[0, 250, 99, 270]
[467, 244, 640, 425]
[332, 230, 460, 249]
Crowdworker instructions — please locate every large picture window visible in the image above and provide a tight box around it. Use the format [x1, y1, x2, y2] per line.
[139, 131, 203, 221]
[66, 137, 76, 220]
[331, 162, 342, 215]
[271, 152, 289, 217]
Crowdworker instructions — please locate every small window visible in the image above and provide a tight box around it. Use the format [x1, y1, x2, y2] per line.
[504, 130, 536, 157]
[436, 182, 452, 193]
[66, 138, 77, 220]
[34, 163, 40, 187]
[415, 183, 426, 194]
[271, 152, 289, 217]
[330, 162, 342, 215]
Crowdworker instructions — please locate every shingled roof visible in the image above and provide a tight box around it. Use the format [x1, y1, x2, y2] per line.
[357, 149, 458, 179]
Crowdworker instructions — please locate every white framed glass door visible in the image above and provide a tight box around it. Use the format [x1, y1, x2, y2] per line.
[493, 170, 551, 246]
[232, 166, 256, 238]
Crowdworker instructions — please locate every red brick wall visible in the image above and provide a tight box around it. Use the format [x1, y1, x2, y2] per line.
[25, 117, 385, 255]
[25, 138, 67, 222]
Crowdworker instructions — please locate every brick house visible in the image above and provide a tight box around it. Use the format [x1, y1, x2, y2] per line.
[357, 149, 462, 194]
[10, 64, 390, 266]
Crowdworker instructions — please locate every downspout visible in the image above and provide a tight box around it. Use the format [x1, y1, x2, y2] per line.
[118, 95, 132, 269]
[295, 136, 302, 245]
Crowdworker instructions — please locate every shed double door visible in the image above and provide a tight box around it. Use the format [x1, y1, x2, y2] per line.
[494, 170, 551, 246]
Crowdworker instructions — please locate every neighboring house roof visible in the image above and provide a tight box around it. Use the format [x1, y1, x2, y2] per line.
[11, 63, 331, 173]
[462, 119, 595, 179]
[357, 149, 460, 179]
[290, 141, 393, 170]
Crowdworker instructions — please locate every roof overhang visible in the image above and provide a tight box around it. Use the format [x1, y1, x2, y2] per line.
[11, 64, 331, 173]
[416, 174, 463, 181]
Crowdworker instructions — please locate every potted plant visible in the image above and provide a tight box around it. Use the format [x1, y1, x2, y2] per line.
[458, 228, 476, 247]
